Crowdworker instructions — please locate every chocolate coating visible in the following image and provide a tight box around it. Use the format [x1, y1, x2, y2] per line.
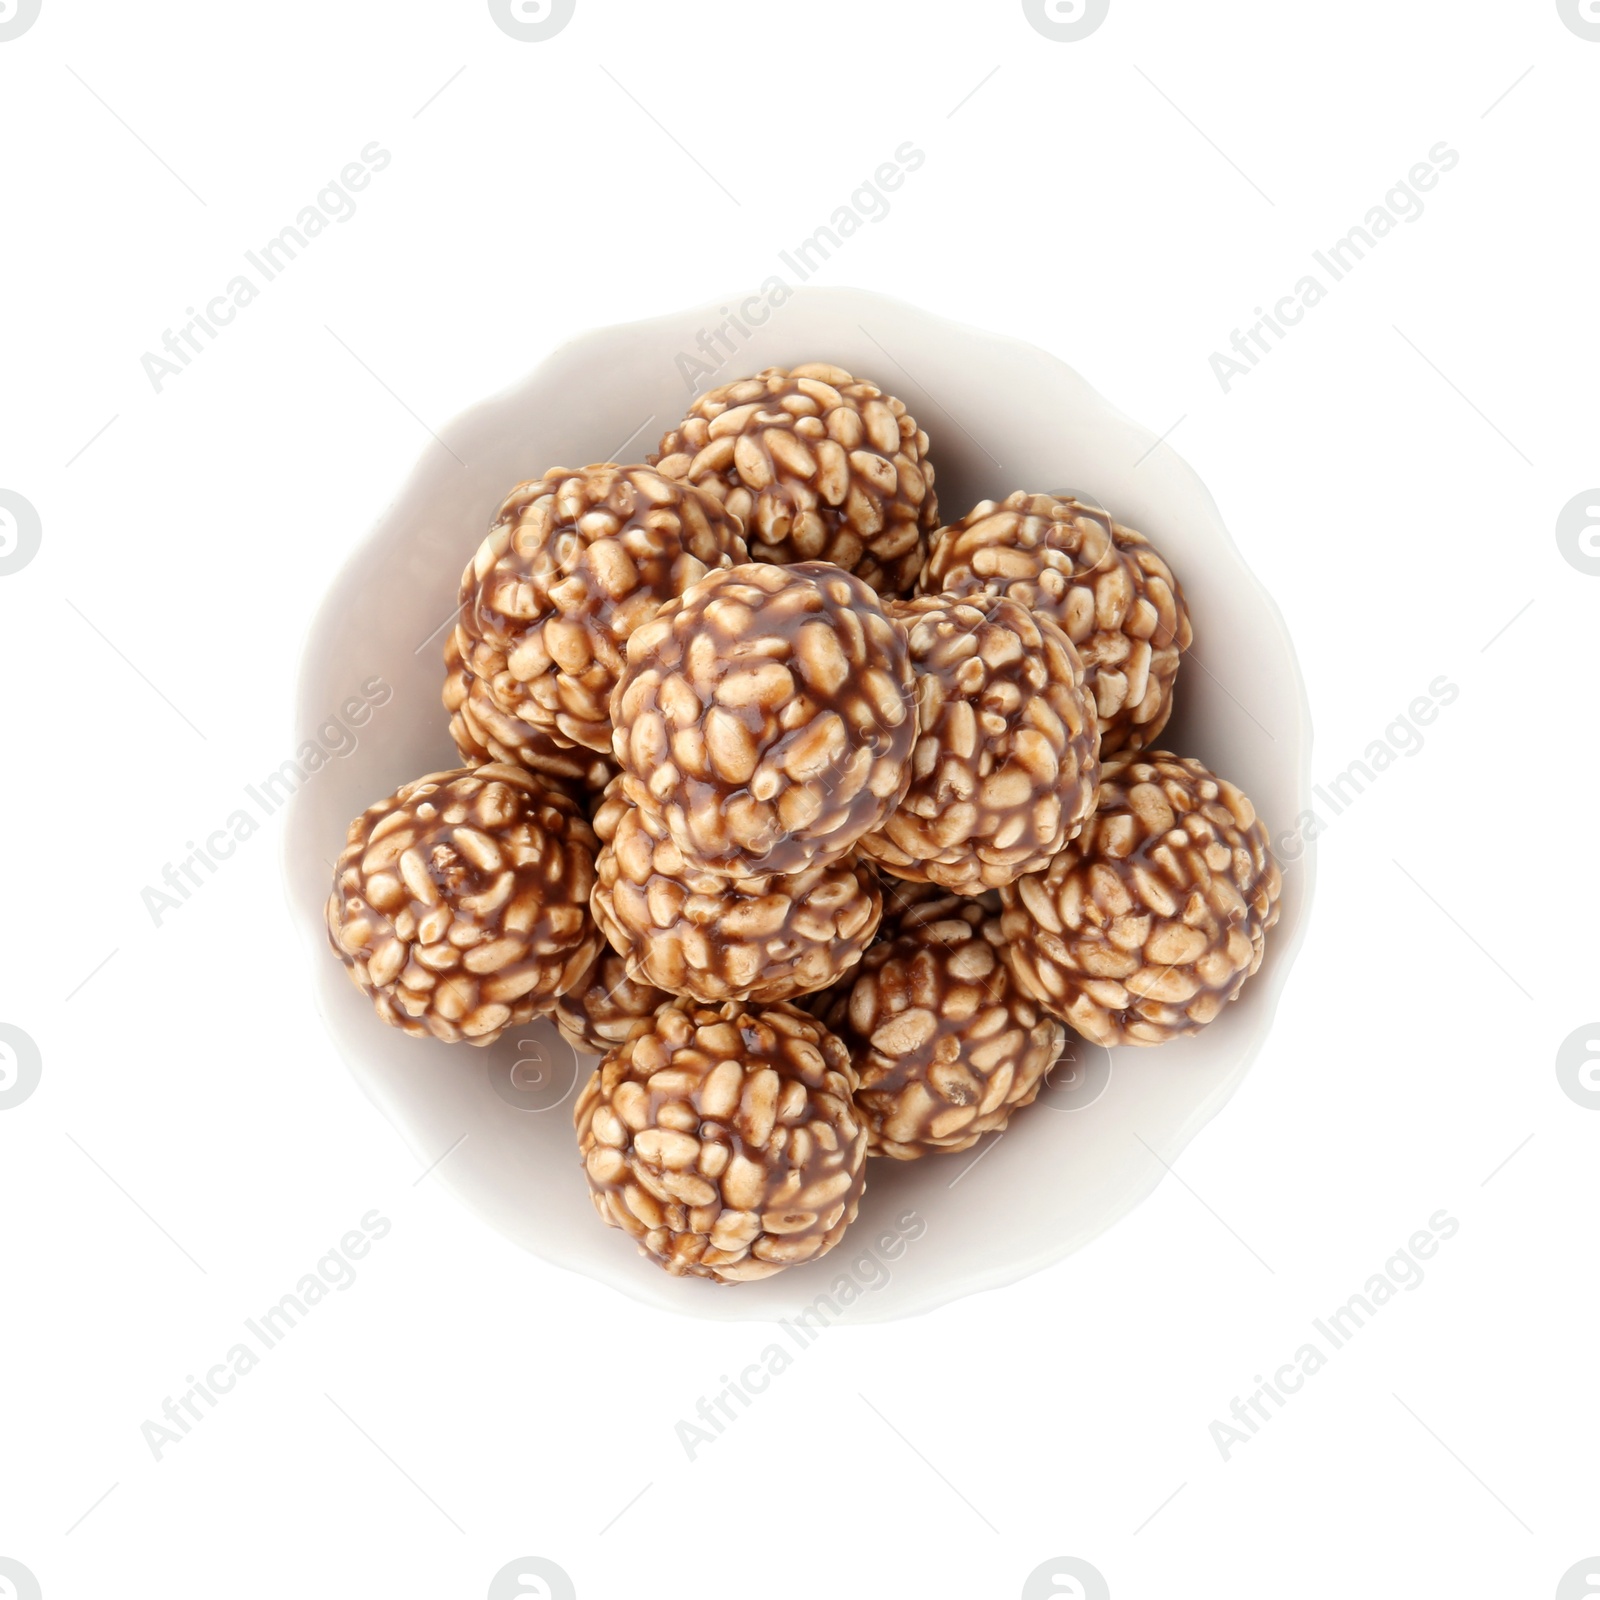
[574, 999, 866, 1281]
[920, 492, 1191, 757]
[999, 751, 1281, 1045]
[592, 803, 882, 1004]
[552, 949, 670, 1056]
[327, 765, 602, 1045]
[444, 631, 615, 795]
[859, 595, 1101, 893]
[611, 561, 917, 878]
[816, 893, 1063, 1158]
[654, 364, 937, 596]
[455, 463, 748, 755]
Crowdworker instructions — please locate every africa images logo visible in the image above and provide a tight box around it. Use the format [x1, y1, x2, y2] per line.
[1021, 1556, 1111, 1598]
[1022, 0, 1109, 42]
[1556, 1023, 1600, 1110]
[1556, 490, 1600, 576]
[0, 490, 42, 577]
[0, 1024, 42, 1111]
[489, 0, 575, 42]
[488, 1557, 576, 1598]
[0, 0, 42, 43]
[1557, 0, 1600, 42]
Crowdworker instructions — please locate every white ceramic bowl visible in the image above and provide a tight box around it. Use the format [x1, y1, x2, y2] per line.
[286, 287, 1314, 1324]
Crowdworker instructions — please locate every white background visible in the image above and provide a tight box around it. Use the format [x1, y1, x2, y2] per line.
[2, 2, 1596, 1597]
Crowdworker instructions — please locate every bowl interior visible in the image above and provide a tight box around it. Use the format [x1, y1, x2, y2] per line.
[286, 286, 1314, 1324]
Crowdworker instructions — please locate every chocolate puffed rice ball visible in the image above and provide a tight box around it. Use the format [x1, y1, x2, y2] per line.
[444, 631, 615, 796]
[654, 364, 937, 596]
[999, 752, 1281, 1046]
[592, 802, 882, 1005]
[574, 999, 867, 1281]
[327, 766, 602, 1045]
[454, 463, 748, 756]
[920, 492, 1191, 757]
[553, 949, 670, 1056]
[857, 594, 1100, 894]
[611, 561, 917, 879]
[815, 893, 1064, 1159]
